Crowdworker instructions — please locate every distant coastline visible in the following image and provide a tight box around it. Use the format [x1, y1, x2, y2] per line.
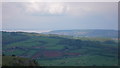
[2, 30, 52, 33]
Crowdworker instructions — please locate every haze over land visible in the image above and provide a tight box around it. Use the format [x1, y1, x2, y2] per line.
[43, 29, 118, 38]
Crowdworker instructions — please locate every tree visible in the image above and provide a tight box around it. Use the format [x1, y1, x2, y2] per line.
[2, 54, 5, 56]
[12, 54, 16, 57]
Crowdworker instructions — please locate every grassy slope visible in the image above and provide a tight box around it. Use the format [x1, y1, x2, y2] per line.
[2, 56, 38, 66]
[38, 55, 118, 66]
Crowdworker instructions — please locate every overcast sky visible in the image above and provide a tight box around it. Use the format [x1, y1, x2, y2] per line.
[2, 2, 118, 31]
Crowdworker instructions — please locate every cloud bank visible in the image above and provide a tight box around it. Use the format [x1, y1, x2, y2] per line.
[2, 2, 118, 30]
[21, 2, 117, 16]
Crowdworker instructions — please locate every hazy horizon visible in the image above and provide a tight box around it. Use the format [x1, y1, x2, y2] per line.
[2, 28, 118, 34]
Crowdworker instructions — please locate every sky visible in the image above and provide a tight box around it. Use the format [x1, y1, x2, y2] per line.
[2, 2, 118, 31]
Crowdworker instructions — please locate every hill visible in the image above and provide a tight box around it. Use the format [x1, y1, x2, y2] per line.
[2, 31, 118, 66]
[42, 29, 118, 38]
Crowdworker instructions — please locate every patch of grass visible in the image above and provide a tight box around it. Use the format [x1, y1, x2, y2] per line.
[25, 50, 38, 57]
[4, 50, 25, 56]
[45, 45, 65, 50]
[2, 56, 38, 66]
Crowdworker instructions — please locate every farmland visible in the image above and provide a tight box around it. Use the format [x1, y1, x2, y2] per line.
[2, 31, 118, 66]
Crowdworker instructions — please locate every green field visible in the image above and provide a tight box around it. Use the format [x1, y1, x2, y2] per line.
[2, 31, 118, 66]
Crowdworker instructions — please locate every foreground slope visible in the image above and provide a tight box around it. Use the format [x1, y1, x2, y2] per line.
[2, 56, 38, 66]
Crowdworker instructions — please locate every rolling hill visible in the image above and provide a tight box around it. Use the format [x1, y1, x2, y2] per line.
[2, 31, 118, 66]
[42, 29, 118, 38]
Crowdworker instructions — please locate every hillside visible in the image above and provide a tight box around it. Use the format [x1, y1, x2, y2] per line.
[2, 31, 118, 66]
[42, 29, 118, 38]
[2, 56, 38, 66]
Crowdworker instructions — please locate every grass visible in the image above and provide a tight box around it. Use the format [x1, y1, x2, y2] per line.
[25, 50, 38, 57]
[74, 37, 114, 42]
[2, 56, 38, 66]
[4, 50, 26, 56]
[45, 45, 64, 50]
[37, 55, 118, 66]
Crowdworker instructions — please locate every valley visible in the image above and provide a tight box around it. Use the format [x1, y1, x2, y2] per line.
[2, 30, 118, 66]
